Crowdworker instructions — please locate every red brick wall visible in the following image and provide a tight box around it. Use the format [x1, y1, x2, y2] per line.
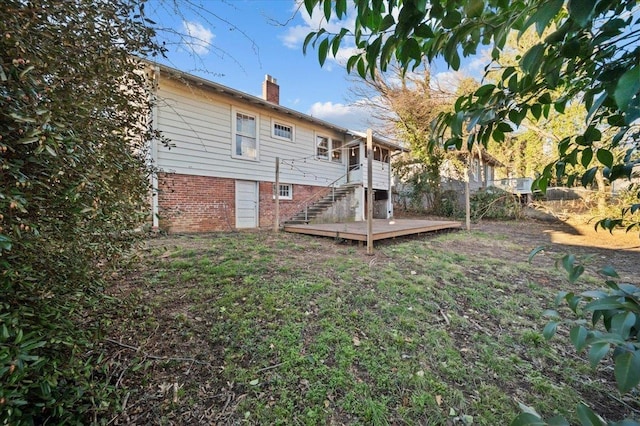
[157, 173, 330, 232]
[157, 173, 236, 233]
[258, 182, 330, 227]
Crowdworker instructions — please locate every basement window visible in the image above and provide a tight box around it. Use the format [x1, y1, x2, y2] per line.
[273, 183, 292, 200]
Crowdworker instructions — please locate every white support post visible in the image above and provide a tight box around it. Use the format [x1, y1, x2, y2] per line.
[274, 156, 280, 232]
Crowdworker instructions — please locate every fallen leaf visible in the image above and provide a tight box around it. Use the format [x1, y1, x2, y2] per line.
[436, 395, 442, 406]
[415, 370, 424, 377]
[353, 336, 361, 346]
[249, 379, 259, 386]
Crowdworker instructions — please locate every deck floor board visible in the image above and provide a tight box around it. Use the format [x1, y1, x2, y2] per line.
[283, 219, 462, 241]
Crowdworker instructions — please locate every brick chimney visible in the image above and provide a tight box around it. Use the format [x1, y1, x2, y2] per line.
[262, 74, 279, 105]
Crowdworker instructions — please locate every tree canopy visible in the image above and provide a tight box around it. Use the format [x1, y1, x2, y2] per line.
[303, 0, 640, 230]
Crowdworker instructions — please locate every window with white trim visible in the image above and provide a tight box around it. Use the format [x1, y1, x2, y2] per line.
[332, 138, 343, 162]
[316, 135, 329, 160]
[472, 158, 480, 182]
[273, 183, 292, 200]
[272, 119, 294, 141]
[232, 108, 258, 160]
[315, 134, 344, 163]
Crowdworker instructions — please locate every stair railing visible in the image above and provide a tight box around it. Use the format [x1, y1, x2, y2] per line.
[281, 170, 351, 225]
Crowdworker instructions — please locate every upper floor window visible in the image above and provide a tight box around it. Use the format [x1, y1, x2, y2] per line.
[232, 108, 258, 160]
[332, 139, 343, 163]
[315, 134, 343, 163]
[316, 135, 329, 160]
[272, 119, 294, 141]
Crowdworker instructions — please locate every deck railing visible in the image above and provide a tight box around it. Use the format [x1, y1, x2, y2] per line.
[489, 177, 534, 194]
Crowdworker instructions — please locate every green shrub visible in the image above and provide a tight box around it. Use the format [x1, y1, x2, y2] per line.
[512, 250, 640, 426]
[1, 0, 162, 423]
[470, 187, 522, 221]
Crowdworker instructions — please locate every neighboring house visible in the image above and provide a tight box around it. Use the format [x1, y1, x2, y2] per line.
[440, 149, 503, 192]
[147, 63, 406, 233]
[442, 149, 537, 202]
[393, 149, 530, 210]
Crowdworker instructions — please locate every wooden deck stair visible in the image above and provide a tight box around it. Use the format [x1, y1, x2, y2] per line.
[284, 184, 356, 225]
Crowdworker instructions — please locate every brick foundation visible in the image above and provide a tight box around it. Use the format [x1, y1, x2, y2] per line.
[157, 173, 330, 233]
[157, 173, 235, 233]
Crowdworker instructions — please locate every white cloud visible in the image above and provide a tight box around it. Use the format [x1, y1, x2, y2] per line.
[308, 100, 375, 130]
[182, 21, 215, 55]
[280, 1, 359, 68]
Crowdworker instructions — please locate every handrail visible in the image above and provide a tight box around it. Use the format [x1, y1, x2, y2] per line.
[279, 170, 351, 224]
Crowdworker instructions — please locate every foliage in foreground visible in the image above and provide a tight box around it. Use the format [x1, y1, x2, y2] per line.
[512, 250, 640, 426]
[1, 0, 161, 423]
[302, 0, 640, 231]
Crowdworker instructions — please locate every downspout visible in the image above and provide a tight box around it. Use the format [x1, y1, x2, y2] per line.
[150, 65, 160, 230]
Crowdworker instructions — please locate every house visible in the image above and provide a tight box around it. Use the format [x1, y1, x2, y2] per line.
[147, 63, 406, 233]
[440, 149, 534, 203]
[393, 148, 520, 211]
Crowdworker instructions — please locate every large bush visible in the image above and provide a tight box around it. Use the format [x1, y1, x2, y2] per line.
[470, 187, 522, 221]
[1, 0, 161, 423]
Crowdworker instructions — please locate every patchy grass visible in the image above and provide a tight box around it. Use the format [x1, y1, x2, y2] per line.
[103, 221, 640, 425]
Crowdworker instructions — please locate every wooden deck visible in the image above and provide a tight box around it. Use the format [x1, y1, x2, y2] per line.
[283, 219, 462, 242]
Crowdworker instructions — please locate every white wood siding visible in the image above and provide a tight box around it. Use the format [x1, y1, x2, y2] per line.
[360, 161, 391, 190]
[156, 79, 346, 186]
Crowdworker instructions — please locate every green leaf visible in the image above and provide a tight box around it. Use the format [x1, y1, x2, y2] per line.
[335, 0, 347, 18]
[614, 350, 640, 393]
[442, 10, 462, 29]
[567, 0, 596, 27]
[304, 0, 316, 17]
[511, 412, 545, 426]
[474, 84, 495, 98]
[543, 321, 558, 340]
[547, 416, 570, 426]
[569, 265, 585, 283]
[581, 167, 598, 187]
[404, 38, 422, 62]
[302, 32, 316, 55]
[323, 0, 332, 21]
[576, 403, 606, 426]
[611, 312, 636, 339]
[599, 265, 619, 278]
[584, 126, 601, 143]
[318, 38, 329, 67]
[520, 44, 545, 76]
[596, 149, 613, 168]
[522, 0, 564, 36]
[415, 0, 428, 13]
[588, 342, 610, 368]
[581, 147, 593, 168]
[561, 254, 576, 275]
[613, 66, 640, 112]
[0, 234, 11, 251]
[584, 296, 624, 311]
[464, 0, 484, 18]
[570, 325, 588, 351]
[531, 103, 542, 120]
[528, 246, 546, 263]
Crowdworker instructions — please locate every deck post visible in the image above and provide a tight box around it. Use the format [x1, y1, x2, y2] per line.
[367, 129, 374, 255]
[274, 157, 280, 232]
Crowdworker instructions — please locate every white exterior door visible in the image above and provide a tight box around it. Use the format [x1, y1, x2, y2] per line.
[235, 180, 258, 228]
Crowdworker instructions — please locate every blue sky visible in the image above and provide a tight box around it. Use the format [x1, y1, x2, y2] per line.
[146, 0, 482, 130]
